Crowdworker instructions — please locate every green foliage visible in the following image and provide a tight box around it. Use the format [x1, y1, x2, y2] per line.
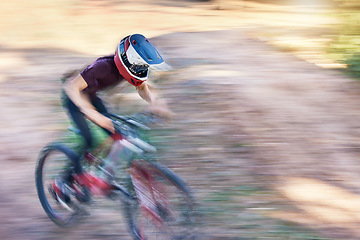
[328, 1, 360, 79]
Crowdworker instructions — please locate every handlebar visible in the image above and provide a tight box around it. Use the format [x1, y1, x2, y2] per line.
[108, 112, 164, 131]
[108, 113, 150, 131]
[106, 112, 160, 153]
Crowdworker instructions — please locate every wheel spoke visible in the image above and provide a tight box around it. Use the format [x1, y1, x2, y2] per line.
[127, 160, 197, 240]
[36, 145, 79, 226]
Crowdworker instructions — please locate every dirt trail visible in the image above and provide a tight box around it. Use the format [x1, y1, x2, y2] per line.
[2, 1, 360, 239]
[154, 30, 360, 239]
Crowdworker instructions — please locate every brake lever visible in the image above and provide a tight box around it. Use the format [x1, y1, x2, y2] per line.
[113, 120, 131, 136]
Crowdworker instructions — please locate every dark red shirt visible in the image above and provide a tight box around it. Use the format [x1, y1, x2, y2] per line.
[81, 55, 125, 96]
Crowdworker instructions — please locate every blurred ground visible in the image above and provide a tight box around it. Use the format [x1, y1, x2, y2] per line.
[1, 0, 360, 239]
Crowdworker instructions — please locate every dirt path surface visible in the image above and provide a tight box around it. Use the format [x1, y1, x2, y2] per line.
[2, 0, 360, 239]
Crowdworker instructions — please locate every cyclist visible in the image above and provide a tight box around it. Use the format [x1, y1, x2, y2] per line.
[54, 34, 173, 207]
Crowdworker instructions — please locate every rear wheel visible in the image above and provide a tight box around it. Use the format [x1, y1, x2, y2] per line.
[35, 143, 80, 226]
[126, 159, 197, 240]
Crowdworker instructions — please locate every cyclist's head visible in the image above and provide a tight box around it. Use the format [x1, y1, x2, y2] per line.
[114, 34, 169, 86]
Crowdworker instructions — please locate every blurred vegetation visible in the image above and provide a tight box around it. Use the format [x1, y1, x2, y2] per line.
[328, 0, 360, 79]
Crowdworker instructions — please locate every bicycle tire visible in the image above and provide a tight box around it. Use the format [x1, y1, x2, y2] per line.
[35, 143, 80, 226]
[125, 159, 197, 240]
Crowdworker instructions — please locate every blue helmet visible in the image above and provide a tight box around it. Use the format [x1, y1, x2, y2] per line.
[114, 34, 169, 86]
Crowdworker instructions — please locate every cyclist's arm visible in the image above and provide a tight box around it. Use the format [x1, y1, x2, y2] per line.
[136, 81, 157, 105]
[136, 82, 174, 118]
[63, 74, 114, 132]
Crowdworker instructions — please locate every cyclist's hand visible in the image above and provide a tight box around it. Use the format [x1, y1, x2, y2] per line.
[93, 114, 115, 133]
[147, 102, 175, 120]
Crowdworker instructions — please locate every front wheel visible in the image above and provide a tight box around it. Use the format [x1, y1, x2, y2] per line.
[35, 143, 80, 226]
[126, 159, 197, 240]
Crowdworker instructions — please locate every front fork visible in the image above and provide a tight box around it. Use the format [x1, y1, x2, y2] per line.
[129, 160, 169, 226]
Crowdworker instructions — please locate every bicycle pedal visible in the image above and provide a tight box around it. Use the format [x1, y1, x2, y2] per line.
[48, 185, 58, 201]
[57, 195, 74, 212]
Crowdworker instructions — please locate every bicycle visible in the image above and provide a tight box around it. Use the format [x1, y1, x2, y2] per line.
[35, 112, 197, 239]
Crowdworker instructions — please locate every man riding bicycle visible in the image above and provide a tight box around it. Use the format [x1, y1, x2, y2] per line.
[54, 34, 173, 208]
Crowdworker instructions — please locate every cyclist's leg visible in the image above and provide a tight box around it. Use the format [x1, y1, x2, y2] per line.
[63, 95, 112, 173]
[53, 94, 94, 205]
[64, 95, 93, 174]
[90, 96, 112, 136]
